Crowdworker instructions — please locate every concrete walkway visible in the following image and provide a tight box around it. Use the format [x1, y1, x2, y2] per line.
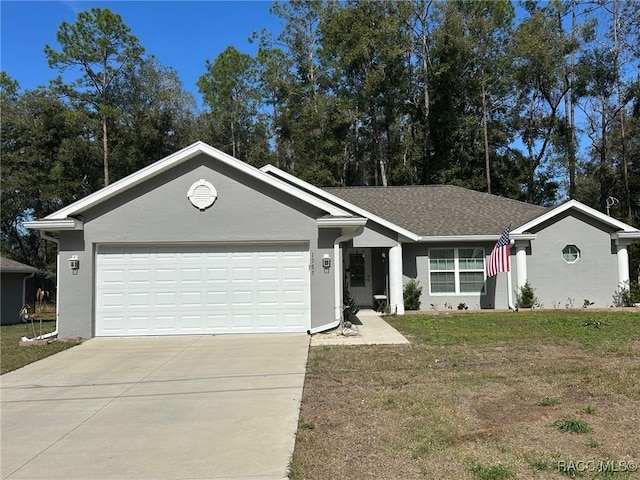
[1, 334, 309, 480]
[310, 309, 409, 346]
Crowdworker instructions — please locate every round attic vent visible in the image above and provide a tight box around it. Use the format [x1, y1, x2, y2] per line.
[187, 179, 217, 210]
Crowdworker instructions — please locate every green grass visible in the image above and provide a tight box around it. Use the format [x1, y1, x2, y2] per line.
[1, 318, 78, 374]
[386, 310, 640, 351]
[537, 396, 560, 407]
[470, 463, 515, 480]
[553, 418, 592, 434]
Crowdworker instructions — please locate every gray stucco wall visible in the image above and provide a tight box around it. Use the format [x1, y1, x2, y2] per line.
[57, 154, 339, 338]
[1, 273, 27, 325]
[526, 211, 618, 308]
[402, 242, 512, 311]
[353, 224, 398, 248]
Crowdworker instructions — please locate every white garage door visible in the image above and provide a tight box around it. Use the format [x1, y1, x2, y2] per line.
[96, 244, 310, 336]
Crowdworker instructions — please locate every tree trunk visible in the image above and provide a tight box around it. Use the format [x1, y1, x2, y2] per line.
[103, 113, 109, 187]
[612, 0, 631, 221]
[419, 3, 432, 185]
[481, 80, 491, 194]
[567, 0, 577, 199]
[102, 59, 109, 187]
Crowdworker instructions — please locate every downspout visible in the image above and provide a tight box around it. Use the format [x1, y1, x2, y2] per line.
[308, 226, 364, 334]
[21, 232, 59, 342]
[22, 272, 35, 312]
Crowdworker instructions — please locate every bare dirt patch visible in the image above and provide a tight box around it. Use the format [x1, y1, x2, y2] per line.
[291, 312, 640, 479]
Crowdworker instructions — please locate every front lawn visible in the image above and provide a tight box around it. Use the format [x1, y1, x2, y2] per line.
[290, 310, 640, 479]
[1, 316, 78, 375]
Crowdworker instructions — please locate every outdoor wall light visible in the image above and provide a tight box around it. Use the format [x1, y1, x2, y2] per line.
[68, 255, 79, 275]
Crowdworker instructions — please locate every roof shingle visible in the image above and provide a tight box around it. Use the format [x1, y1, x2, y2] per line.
[1, 257, 39, 274]
[323, 185, 548, 237]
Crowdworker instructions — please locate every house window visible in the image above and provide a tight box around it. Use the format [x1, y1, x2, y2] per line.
[562, 245, 580, 264]
[429, 248, 485, 294]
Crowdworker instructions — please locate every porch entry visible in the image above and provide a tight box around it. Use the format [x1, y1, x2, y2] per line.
[345, 248, 389, 308]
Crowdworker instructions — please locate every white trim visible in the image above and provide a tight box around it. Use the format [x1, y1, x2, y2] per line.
[261, 164, 420, 241]
[512, 199, 640, 234]
[561, 245, 580, 264]
[428, 247, 487, 296]
[612, 232, 640, 243]
[317, 217, 368, 228]
[418, 234, 537, 243]
[23, 219, 84, 231]
[43, 142, 351, 222]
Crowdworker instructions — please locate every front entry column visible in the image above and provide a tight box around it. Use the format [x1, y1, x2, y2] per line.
[616, 241, 630, 287]
[514, 241, 528, 290]
[388, 243, 404, 314]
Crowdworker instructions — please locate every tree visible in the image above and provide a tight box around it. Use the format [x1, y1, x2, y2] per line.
[44, 7, 144, 186]
[110, 56, 198, 179]
[510, 2, 576, 204]
[1, 74, 99, 278]
[321, 0, 412, 186]
[406, 0, 435, 185]
[197, 46, 264, 164]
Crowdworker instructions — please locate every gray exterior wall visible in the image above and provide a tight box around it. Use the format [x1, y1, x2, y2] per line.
[57, 154, 339, 338]
[526, 211, 618, 308]
[399, 211, 620, 311]
[353, 224, 398, 248]
[402, 242, 512, 311]
[1, 273, 28, 325]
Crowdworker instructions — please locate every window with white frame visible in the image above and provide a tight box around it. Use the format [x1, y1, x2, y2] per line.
[429, 248, 486, 294]
[562, 245, 580, 263]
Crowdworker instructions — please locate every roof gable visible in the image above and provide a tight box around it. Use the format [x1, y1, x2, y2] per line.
[41, 142, 351, 223]
[512, 199, 640, 234]
[261, 165, 419, 240]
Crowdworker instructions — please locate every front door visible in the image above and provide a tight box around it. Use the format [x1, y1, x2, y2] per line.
[345, 248, 372, 307]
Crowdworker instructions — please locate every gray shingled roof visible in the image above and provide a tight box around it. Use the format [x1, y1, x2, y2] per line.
[1, 256, 39, 274]
[323, 185, 548, 237]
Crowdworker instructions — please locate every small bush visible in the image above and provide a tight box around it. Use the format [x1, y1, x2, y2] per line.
[516, 281, 537, 308]
[583, 405, 597, 415]
[553, 418, 591, 434]
[537, 396, 560, 407]
[613, 280, 640, 306]
[403, 279, 422, 310]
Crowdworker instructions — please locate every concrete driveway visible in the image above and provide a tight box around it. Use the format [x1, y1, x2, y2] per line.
[1, 334, 309, 480]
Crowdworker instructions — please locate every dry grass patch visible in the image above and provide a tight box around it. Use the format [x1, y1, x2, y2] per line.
[291, 311, 640, 479]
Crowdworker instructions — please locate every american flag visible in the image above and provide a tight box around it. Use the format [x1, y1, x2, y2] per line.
[487, 225, 511, 277]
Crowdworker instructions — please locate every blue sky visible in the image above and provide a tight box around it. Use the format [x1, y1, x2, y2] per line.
[1, 1, 282, 105]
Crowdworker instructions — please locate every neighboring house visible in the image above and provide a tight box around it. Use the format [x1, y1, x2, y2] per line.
[24, 142, 639, 339]
[1, 257, 39, 325]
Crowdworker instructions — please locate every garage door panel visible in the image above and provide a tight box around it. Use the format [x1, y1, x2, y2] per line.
[96, 244, 310, 336]
[206, 267, 228, 282]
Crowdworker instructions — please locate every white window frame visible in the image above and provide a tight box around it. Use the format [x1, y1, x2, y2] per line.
[562, 245, 580, 264]
[428, 247, 486, 296]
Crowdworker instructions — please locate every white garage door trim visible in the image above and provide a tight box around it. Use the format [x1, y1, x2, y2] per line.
[95, 243, 310, 336]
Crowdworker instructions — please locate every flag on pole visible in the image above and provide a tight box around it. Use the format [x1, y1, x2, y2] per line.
[487, 225, 511, 277]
